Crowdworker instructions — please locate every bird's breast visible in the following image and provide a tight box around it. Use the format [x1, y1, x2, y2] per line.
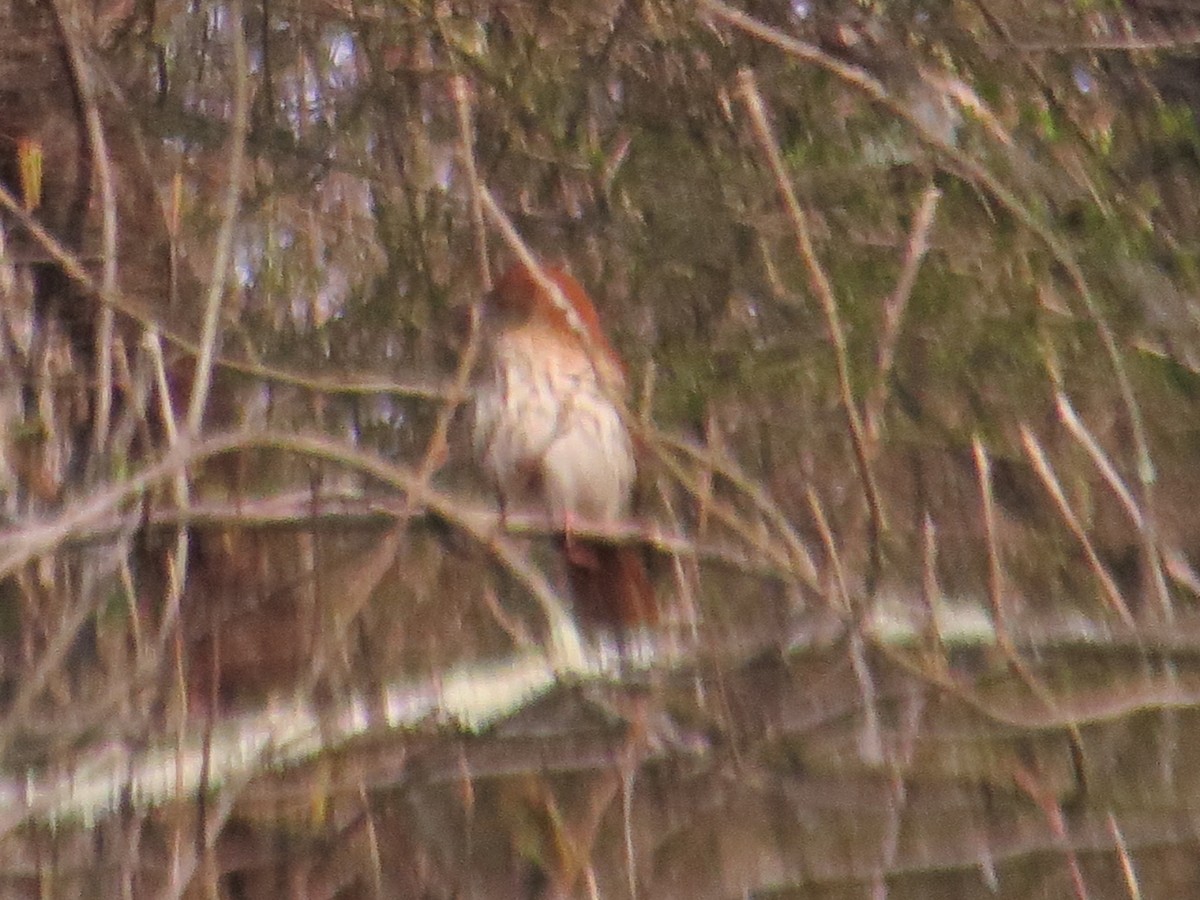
[474, 330, 634, 522]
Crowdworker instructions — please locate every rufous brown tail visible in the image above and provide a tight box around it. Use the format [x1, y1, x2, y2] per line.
[561, 538, 656, 631]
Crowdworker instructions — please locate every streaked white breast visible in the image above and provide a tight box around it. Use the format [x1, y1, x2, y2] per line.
[474, 328, 634, 522]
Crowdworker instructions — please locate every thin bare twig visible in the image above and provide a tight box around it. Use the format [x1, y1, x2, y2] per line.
[805, 488, 851, 616]
[187, 0, 250, 433]
[1107, 812, 1142, 900]
[654, 471, 703, 645]
[145, 329, 192, 676]
[866, 185, 940, 442]
[453, 74, 490, 292]
[807, 485, 883, 760]
[1007, 19, 1200, 53]
[412, 74, 486, 486]
[1019, 425, 1135, 627]
[162, 760, 255, 900]
[736, 67, 886, 592]
[974, 436, 1070, 710]
[48, 0, 119, 459]
[1055, 387, 1171, 618]
[1013, 764, 1091, 900]
[919, 512, 944, 650]
[972, 437, 1013, 653]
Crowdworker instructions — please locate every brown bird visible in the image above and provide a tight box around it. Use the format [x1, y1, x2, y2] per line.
[473, 262, 655, 631]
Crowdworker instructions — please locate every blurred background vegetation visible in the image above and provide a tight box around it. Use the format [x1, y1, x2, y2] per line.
[3, 0, 1200, 896]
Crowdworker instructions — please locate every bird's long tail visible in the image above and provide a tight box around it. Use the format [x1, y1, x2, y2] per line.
[561, 538, 656, 630]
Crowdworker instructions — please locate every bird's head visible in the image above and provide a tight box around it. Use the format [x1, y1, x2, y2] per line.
[484, 262, 625, 379]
